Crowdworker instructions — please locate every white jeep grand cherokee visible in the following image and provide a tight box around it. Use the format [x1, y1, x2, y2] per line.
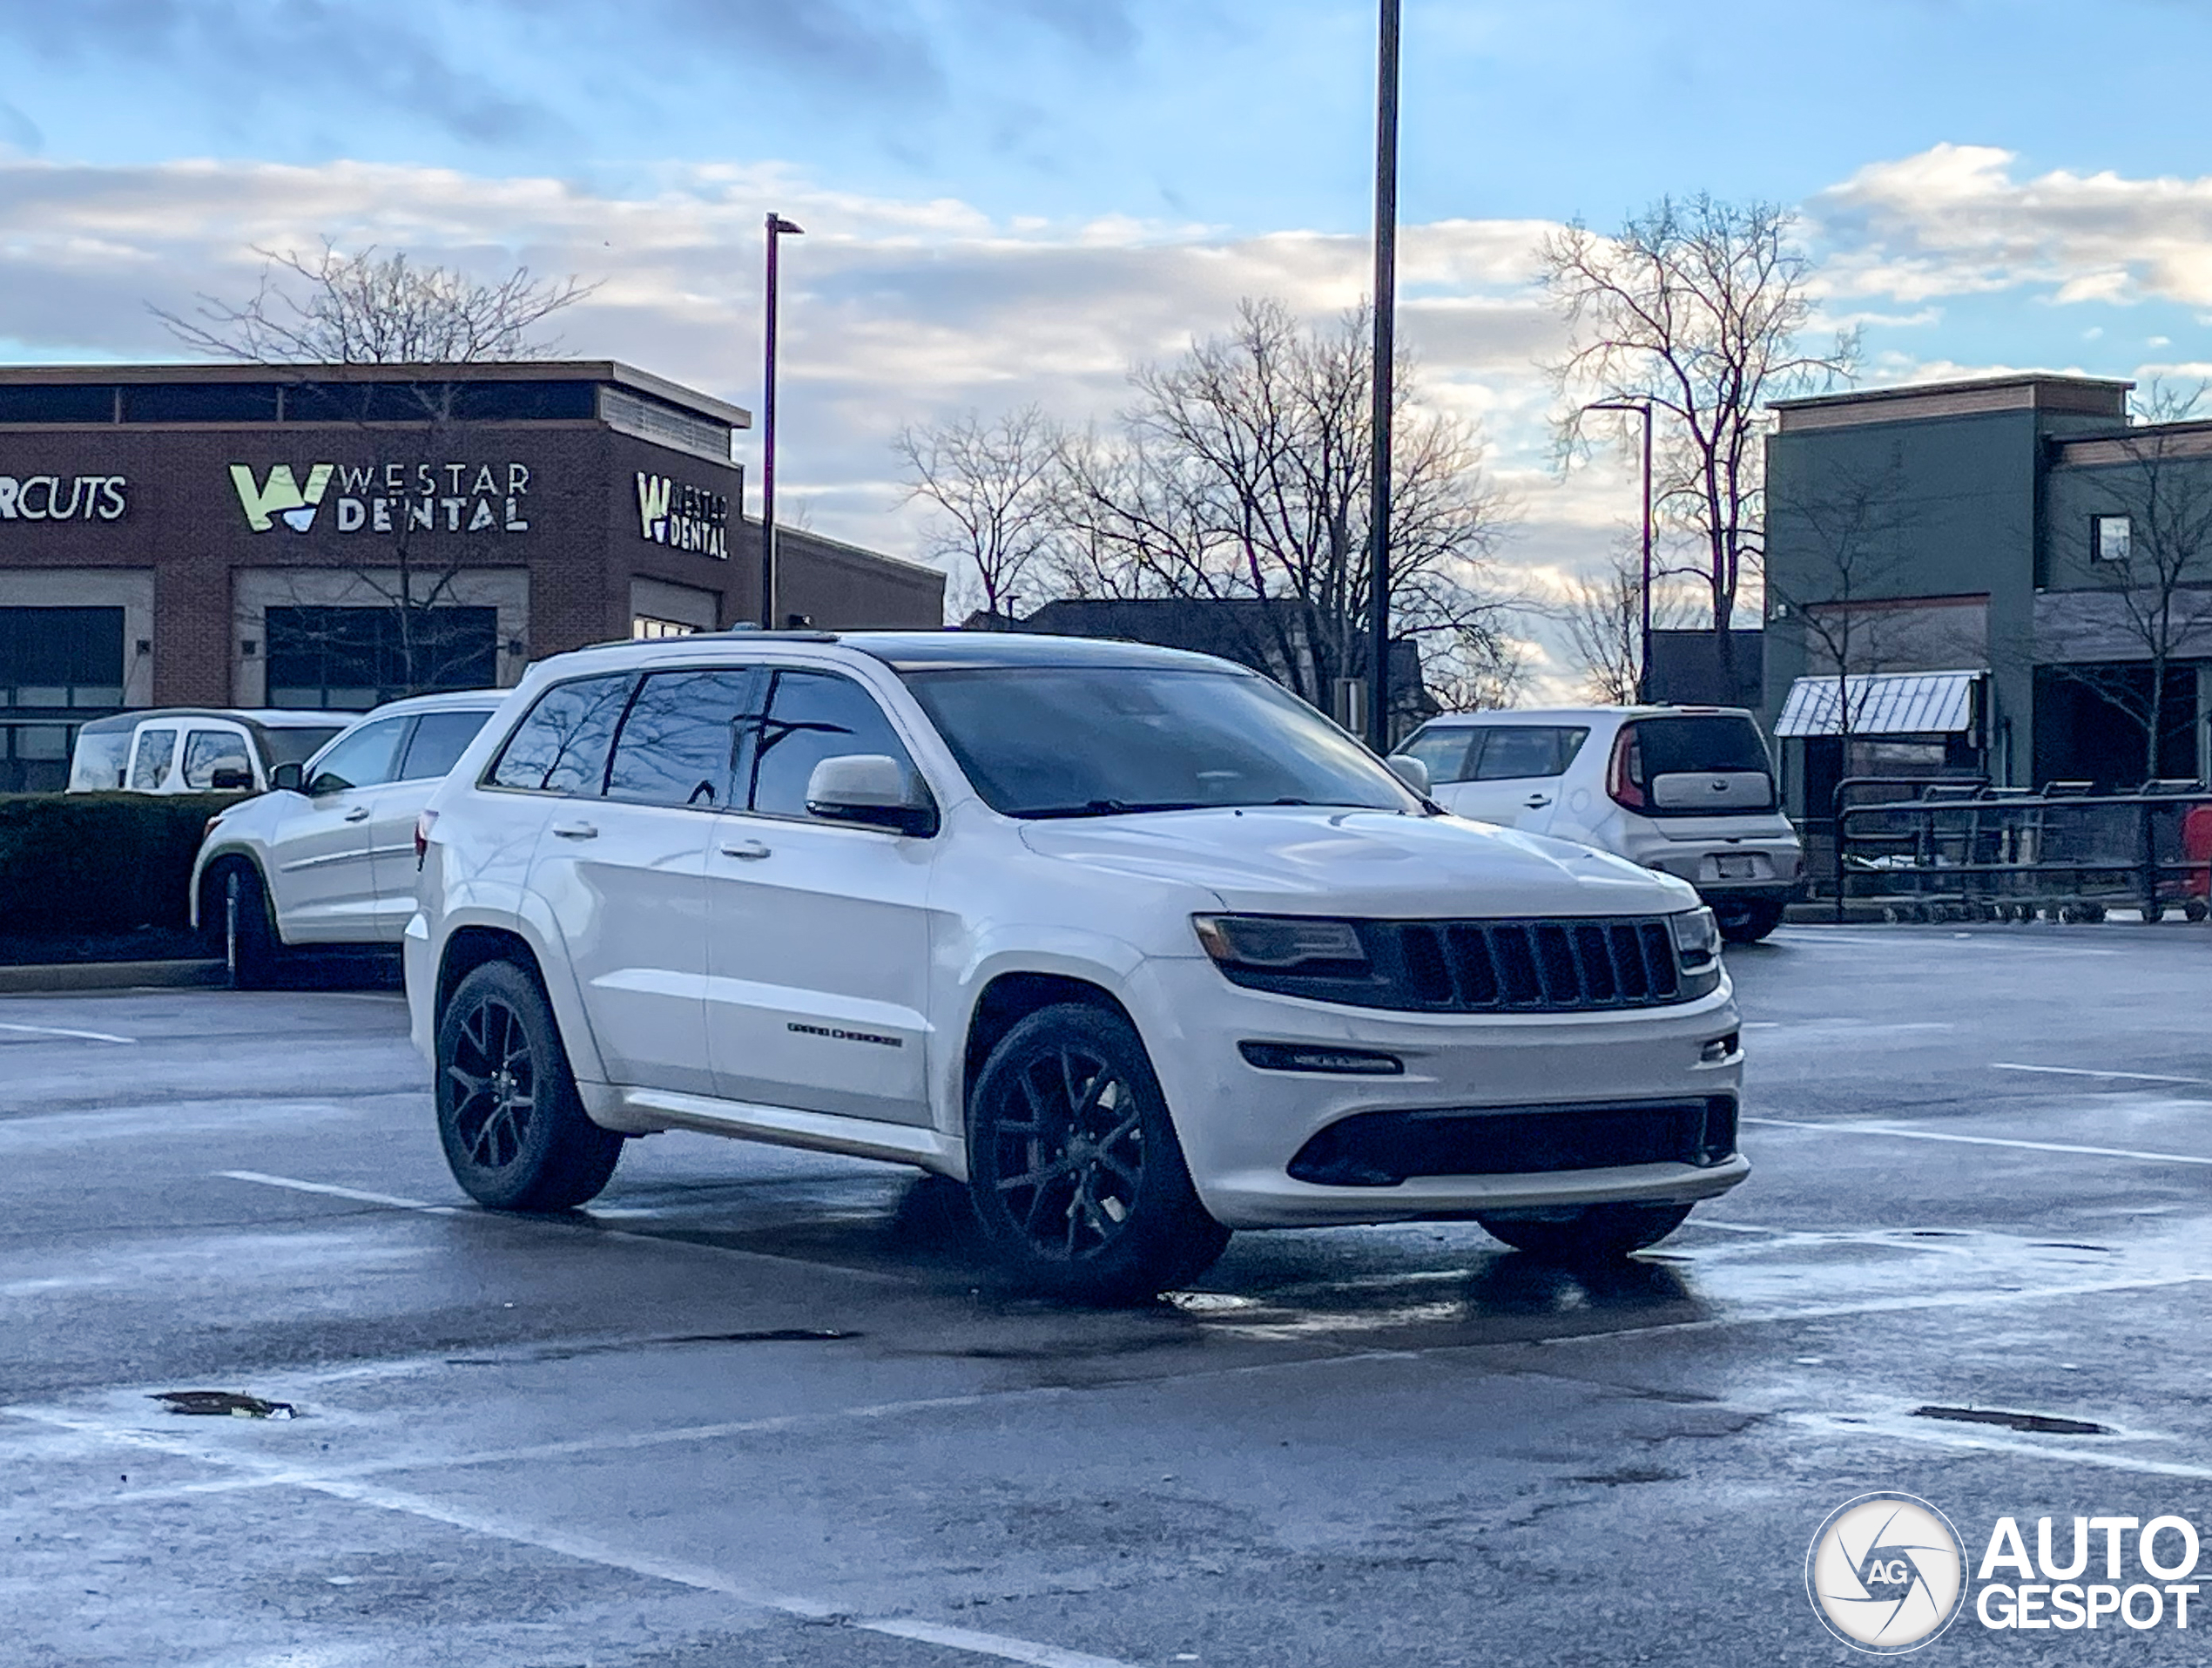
[407, 631, 1747, 1301]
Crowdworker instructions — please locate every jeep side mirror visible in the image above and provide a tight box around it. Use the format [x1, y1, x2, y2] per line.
[209, 766, 255, 792]
[804, 753, 938, 837]
[269, 762, 305, 793]
[1384, 753, 1431, 797]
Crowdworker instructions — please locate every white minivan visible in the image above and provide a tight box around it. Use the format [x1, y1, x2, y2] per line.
[1400, 706, 1804, 943]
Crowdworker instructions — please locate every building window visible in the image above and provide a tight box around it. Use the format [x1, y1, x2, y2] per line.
[632, 616, 699, 639]
[266, 605, 498, 709]
[0, 606, 125, 712]
[2092, 514, 2133, 564]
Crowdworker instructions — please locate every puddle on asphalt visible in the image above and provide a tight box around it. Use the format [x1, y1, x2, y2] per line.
[1912, 1404, 2113, 1436]
[444, 1328, 859, 1366]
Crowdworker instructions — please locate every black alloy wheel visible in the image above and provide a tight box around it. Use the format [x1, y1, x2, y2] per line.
[209, 861, 280, 989]
[966, 1003, 1229, 1303]
[447, 993, 538, 1172]
[435, 960, 622, 1211]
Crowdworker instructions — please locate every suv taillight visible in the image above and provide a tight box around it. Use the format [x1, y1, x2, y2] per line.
[415, 809, 438, 866]
[1607, 726, 1646, 811]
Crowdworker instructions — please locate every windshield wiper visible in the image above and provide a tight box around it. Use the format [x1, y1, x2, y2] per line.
[1021, 799, 1211, 819]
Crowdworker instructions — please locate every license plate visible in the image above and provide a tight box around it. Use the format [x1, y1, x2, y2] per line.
[1713, 855, 1759, 881]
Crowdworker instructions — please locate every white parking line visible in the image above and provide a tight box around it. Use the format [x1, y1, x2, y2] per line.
[4, 1404, 1130, 1668]
[1992, 1062, 2212, 1086]
[213, 1169, 913, 1283]
[217, 1170, 461, 1214]
[0, 1021, 134, 1044]
[1743, 1116, 2212, 1167]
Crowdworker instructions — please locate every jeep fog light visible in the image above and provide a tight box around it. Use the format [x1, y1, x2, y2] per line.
[1238, 1041, 1403, 1075]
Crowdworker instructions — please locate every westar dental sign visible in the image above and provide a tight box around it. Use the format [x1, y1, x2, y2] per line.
[0, 474, 128, 521]
[231, 461, 533, 537]
[636, 471, 728, 558]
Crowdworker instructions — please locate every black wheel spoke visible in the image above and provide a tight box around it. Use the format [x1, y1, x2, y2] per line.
[996, 1157, 1072, 1192]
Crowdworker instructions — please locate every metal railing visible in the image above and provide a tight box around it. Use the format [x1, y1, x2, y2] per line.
[1833, 780, 2212, 923]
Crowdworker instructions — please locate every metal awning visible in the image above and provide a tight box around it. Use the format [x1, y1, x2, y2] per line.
[1774, 670, 1983, 738]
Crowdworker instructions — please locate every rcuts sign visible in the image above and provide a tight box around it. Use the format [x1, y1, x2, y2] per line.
[231, 461, 532, 536]
[0, 474, 128, 521]
[636, 472, 728, 558]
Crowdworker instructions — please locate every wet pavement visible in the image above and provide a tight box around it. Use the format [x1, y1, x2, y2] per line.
[4, 923, 2211, 1664]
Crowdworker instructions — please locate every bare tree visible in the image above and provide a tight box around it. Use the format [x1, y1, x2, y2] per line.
[1043, 299, 1515, 723]
[152, 241, 597, 701]
[1558, 548, 1697, 705]
[1764, 447, 1918, 753]
[1541, 197, 1856, 689]
[153, 240, 595, 364]
[894, 406, 1062, 622]
[1426, 631, 1527, 713]
[2047, 416, 2212, 782]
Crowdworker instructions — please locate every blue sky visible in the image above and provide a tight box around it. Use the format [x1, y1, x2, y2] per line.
[4, 0, 2211, 673]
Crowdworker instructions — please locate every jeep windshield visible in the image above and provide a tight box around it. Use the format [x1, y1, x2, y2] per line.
[900, 665, 1425, 819]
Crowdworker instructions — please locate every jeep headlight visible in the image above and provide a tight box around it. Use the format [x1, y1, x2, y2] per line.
[1669, 906, 1723, 996]
[1193, 915, 1367, 970]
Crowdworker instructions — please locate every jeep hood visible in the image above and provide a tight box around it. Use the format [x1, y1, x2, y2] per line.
[1019, 807, 1696, 919]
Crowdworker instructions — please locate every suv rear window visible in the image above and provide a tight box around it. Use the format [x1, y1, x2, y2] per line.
[1612, 715, 1776, 814]
[489, 674, 636, 794]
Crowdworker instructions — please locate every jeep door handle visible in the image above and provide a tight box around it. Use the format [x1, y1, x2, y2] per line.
[342, 806, 371, 822]
[1522, 794, 1552, 809]
[550, 820, 599, 840]
[719, 839, 772, 861]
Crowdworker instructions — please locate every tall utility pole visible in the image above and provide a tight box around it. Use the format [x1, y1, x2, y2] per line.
[1585, 399, 1656, 699]
[1365, 0, 1401, 753]
[759, 213, 804, 630]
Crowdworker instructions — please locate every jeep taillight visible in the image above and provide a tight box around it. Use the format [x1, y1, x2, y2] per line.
[1608, 726, 1646, 810]
[415, 809, 437, 866]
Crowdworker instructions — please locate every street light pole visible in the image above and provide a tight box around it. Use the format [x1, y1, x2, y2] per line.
[1365, 0, 1400, 753]
[760, 213, 804, 630]
[1585, 399, 1654, 701]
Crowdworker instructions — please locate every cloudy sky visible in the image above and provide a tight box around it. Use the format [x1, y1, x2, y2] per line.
[5, 0, 2212, 683]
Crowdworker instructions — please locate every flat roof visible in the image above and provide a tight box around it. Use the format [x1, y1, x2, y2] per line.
[1773, 373, 2132, 432]
[0, 359, 751, 429]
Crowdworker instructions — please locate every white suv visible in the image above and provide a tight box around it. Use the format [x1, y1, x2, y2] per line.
[1400, 706, 1805, 944]
[407, 634, 1746, 1301]
[192, 690, 506, 984]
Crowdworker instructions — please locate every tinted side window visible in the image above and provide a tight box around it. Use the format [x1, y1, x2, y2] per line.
[129, 727, 179, 790]
[1400, 726, 1478, 785]
[748, 670, 916, 819]
[606, 669, 763, 808]
[488, 674, 636, 795]
[1472, 726, 1588, 780]
[308, 717, 409, 794]
[182, 728, 252, 788]
[397, 709, 495, 782]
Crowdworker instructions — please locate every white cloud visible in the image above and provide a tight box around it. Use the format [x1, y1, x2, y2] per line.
[1813, 142, 2212, 309]
[0, 154, 1622, 571]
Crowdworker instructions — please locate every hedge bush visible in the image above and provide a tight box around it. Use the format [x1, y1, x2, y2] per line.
[0, 793, 237, 935]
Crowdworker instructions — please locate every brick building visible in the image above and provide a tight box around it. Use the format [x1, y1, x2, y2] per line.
[0, 361, 944, 788]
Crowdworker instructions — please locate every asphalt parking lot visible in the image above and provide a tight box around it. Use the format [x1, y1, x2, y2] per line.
[6, 924, 2212, 1665]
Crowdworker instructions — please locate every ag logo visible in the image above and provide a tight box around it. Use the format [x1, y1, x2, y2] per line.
[231, 463, 334, 533]
[1807, 1493, 1967, 1653]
